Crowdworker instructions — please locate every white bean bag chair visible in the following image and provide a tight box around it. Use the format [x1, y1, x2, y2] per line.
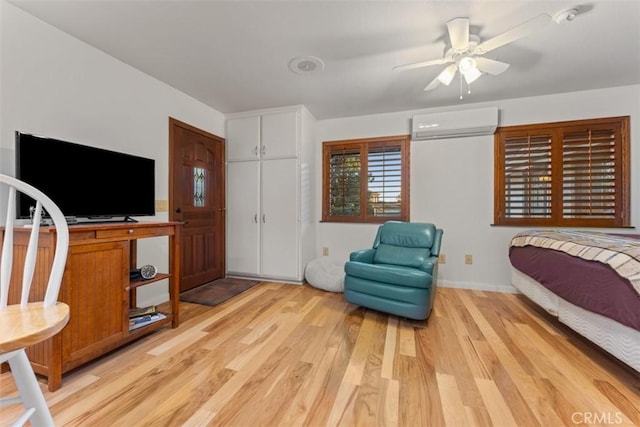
[305, 257, 345, 292]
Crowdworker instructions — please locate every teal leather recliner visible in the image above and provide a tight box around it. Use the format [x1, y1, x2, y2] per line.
[344, 221, 443, 320]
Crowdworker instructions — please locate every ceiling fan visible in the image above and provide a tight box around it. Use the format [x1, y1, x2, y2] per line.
[394, 14, 552, 94]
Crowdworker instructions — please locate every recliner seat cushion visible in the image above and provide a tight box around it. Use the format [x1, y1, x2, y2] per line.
[344, 261, 432, 288]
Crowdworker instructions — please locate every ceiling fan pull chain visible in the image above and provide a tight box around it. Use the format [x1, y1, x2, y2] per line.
[459, 73, 464, 100]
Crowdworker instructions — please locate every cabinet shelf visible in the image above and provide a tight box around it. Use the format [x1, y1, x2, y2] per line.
[129, 312, 169, 331]
[130, 273, 171, 289]
[128, 315, 172, 336]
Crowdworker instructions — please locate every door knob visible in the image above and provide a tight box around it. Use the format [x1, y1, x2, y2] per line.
[175, 208, 182, 213]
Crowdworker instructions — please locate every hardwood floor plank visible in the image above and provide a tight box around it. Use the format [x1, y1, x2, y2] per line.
[381, 316, 398, 379]
[278, 346, 339, 425]
[594, 379, 640, 425]
[342, 311, 381, 385]
[2, 285, 639, 427]
[380, 378, 400, 426]
[437, 372, 472, 427]
[475, 377, 520, 426]
[457, 291, 565, 426]
[326, 311, 387, 425]
[513, 322, 636, 423]
[354, 312, 387, 426]
[398, 319, 417, 357]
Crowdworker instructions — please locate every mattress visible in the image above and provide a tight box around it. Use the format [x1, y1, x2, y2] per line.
[510, 245, 640, 332]
[511, 267, 640, 372]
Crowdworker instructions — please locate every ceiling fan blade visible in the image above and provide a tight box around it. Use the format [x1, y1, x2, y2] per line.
[425, 64, 458, 91]
[474, 57, 510, 75]
[424, 77, 441, 91]
[475, 13, 551, 54]
[447, 17, 470, 51]
[393, 57, 452, 72]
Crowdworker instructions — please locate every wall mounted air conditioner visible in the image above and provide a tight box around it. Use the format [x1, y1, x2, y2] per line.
[412, 107, 499, 140]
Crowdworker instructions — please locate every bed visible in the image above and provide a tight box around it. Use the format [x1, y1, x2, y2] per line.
[509, 229, 640, 372]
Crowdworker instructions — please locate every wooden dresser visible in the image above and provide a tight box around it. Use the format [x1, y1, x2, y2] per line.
[1, 221, 182, 391]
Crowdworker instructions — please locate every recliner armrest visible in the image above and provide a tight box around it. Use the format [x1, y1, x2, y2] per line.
[420, 256, 439, 275]
[431, 228, 444, 256]
[350, 248, 375, 264]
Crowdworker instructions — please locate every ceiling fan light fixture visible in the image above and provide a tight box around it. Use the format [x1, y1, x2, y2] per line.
[458, 56, 481, 84]
[458, 56, 476, 74]
[462, 65, 482, 84]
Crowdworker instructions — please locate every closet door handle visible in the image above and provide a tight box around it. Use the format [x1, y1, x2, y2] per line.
[261, 145, 266, 156]
[262, 213, 266, 223]
[254, 213, 258, 223]
[253, 146, 258, 156]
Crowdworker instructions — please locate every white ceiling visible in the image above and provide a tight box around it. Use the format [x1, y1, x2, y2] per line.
[9, 0, 640, 120]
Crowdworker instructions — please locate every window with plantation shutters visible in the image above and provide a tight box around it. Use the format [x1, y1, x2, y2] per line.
[494, 116, 630, 227]
[502, 133, 553, 220]
[322, 135, 410, 223]
[328, 147, 361, 217]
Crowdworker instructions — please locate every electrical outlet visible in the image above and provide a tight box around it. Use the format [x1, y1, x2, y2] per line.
[155, 199, 169, 212]
[322, 247, 329, 256]
[464, 254, 473, 265]
[438, 254, 446, 264]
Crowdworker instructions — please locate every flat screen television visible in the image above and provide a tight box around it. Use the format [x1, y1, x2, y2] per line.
[15, 131, 155, 222]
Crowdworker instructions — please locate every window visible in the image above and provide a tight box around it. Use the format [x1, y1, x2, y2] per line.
[494, 116, 630, 227]
[322, 135, 410, 223]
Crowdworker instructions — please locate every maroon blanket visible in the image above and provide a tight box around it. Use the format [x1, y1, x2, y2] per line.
[510, 244, 640, 332]
[511, 229, 640, 296]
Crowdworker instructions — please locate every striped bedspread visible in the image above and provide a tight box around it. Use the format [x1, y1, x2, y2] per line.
[510, 229, 640, 296]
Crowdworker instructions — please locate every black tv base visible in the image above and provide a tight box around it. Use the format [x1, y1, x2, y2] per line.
[67, 216, 140, 225]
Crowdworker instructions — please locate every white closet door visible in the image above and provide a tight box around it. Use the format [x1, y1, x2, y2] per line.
[260, 158, 299, 279]
[226, 161, 261, 275]
[227, 116, 260, 161]
[261, 111, 298, 159]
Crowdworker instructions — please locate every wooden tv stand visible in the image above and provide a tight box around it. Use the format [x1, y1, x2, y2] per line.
[1, 221, 182, 391]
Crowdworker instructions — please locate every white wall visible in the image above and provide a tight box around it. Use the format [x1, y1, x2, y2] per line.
[316, 85, 640, 292]
[0, 1, 226, 305]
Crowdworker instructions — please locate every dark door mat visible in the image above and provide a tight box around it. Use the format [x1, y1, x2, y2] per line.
[179, 278, 261, 307]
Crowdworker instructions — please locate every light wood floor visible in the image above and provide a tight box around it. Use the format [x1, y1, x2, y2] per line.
[1, 284, 639, 426]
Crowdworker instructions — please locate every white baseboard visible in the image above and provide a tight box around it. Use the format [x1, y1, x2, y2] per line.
[439, 279, 519, 294]
[226, 273, 303, 285]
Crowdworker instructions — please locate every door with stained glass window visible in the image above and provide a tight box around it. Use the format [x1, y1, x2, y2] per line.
[169, 118, 226, 292]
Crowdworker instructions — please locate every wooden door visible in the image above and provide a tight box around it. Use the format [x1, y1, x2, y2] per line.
[169, 118, 225, 292]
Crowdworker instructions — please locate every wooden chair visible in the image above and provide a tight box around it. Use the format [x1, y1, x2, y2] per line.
[0, 174, 70, 426]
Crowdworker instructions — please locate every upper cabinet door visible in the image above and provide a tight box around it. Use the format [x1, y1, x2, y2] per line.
[227, 116, 261, 161]
[261, 111, 298, 159]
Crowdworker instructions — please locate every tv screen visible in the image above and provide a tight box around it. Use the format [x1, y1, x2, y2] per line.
[15, 131, 155, 221]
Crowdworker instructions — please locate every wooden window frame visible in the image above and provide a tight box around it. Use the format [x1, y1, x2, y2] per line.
[494, 116, 630, 228]
[322, 135, 410, 223]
